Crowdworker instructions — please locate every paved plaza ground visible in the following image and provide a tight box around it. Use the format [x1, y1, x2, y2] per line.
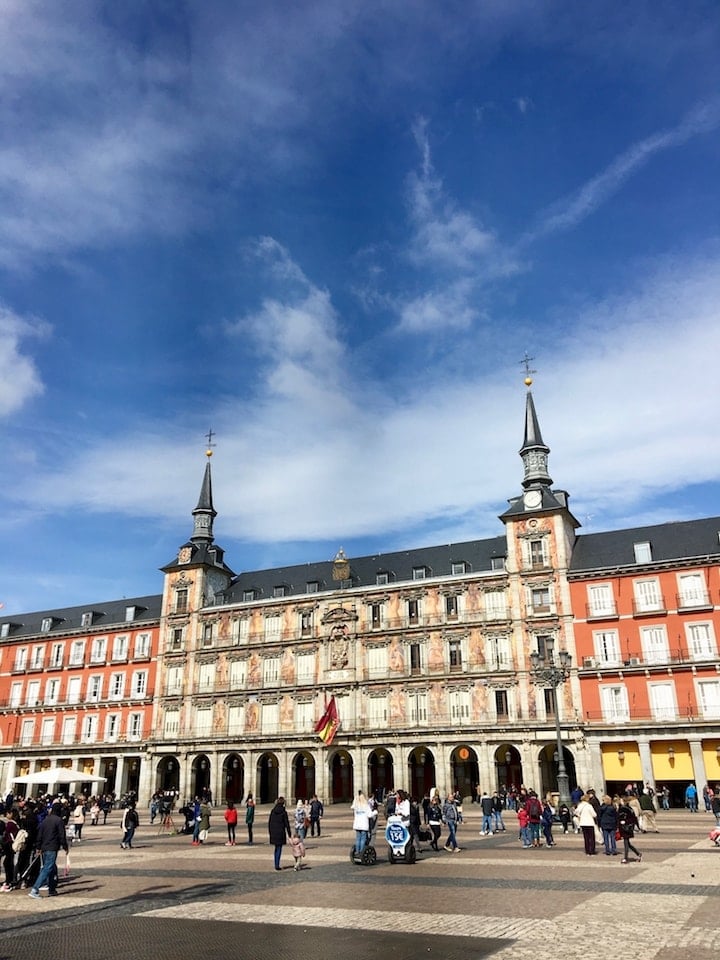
[0, 803, 718, 959]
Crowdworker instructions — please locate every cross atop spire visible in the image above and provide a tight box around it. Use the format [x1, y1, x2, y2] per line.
[205, 428, 216, 458]
[520, 352, 536, 387]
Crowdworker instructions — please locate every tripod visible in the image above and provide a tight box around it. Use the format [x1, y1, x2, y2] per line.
[157, 813, 176, 836]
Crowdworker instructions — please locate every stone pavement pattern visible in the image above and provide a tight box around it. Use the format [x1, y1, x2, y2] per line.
[0, 806, 718, 960]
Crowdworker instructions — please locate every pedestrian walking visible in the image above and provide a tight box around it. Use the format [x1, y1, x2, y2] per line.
[685, 782, 698, 812]
[120, 802, 139, 849]
[617, 800, 642, 863]
[1, 808, 19, 890]
[492, 791, 506, 832]
[28, 802, 68, 900]
[479, 791, 494, 835]
[442, 793, 461, 851]
[290, 831, 306, 871]
[427, 795, 442, 851]
[268, 797, 292, 870]
[309, 794, 324, 837]
[294, 799, 308, 840]
[541, 800, 555, 847]
[639, 791, 659, 832]
[245, 793, 255, 844]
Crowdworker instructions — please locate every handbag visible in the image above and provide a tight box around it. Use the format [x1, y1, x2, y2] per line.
[615, 829, 622, 841]
[199, 828, 208, 842]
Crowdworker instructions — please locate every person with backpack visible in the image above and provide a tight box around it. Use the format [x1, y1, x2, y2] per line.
[617, 798, 642, 863]
[120, 802, 139, 849]
[525, 792, 543, 848]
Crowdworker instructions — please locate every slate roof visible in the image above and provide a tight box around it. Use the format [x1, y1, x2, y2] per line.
[220, 535, 509, 603]
[0, 594, 163, 640]
[569, 516, 720, 574]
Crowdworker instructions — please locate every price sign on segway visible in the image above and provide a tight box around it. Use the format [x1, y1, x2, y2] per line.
[386, 821, 409, 845]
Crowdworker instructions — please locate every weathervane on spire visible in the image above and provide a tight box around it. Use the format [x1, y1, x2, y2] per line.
[520, 352, 536, 387]
[205, 428, 216, 458]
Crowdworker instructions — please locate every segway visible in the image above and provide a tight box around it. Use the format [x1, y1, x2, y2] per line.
[385, 814, 417, 864]
[350, 836, 377, 865]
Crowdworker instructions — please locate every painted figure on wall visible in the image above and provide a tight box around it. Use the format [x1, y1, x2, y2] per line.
[428, 635, 444, 671]
[245, 701, 259, 732]
[388, 637, 405, 672]
[389, 687, 406, 723]
[280, 648, 295, 684]
[280, 695, 294, 728]
[247, 653, 261, 686]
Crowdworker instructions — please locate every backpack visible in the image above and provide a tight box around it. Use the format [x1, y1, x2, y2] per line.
[527, 797, 542, 819]
[12, 828, 28, 853]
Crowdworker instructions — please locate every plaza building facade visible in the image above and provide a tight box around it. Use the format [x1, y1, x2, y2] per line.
[1, 387, 719, 808]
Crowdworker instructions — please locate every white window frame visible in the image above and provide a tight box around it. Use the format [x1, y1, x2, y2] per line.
[633, 578, 663, 613]
[686, 622, 715, 660]
[45, 678, 60, 705]
[640, 625, 669, 664]
[50, 643, 64, 668]
[127, 713, 143, 741]
[14, 647, 28, 671]
[112, 634, 129, 661]
[593, 629, 621, 666]
[87, 675, 102, 703]
[67, 677, 82, 705]
[90, 636, 107, 663]
[105, 713, 120, 741]
[30, 645, 45, 669]
[697, 680, 720, 719]
[131, 670, 148, 698]
[587, 583, 616, 617]
[109, 672, 125, 700]
[485, 591, 507, 621]
[600, 685, 630, 723]
[263, 657, 280, 686]
[649, 682, 676, 721]
[81, 714, 99, 743]
[69, 640, 85, 666]
[134, 632, 151, 659]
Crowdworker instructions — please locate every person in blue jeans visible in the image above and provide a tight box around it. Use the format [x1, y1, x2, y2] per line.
[685, 783, 698, 813]
[442, 795, 460, 851]
[29, 802, 67, 900]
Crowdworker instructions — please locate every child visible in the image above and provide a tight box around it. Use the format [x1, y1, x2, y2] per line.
[290, 831, 306, 871]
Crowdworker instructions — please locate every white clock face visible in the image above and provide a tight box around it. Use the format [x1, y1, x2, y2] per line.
[524, 490, 542, 509]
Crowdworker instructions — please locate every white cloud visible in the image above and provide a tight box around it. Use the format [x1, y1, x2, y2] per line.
[528, 99, 720, 240]
[13, 249, 720, 548]
[0, 306, 49, 417]
[397, 281, 479, 333]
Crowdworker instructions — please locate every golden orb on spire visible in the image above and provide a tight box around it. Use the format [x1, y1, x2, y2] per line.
[524, 376, 533, 387]
[206, 448, 213, 458]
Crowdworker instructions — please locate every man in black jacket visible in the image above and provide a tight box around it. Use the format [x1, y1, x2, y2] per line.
[28, 802, 68, 899]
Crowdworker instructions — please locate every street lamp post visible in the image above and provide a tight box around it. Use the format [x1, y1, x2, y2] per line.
[530, 638, 572, 807]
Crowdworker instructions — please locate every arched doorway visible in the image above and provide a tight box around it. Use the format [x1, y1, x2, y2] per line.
[293, 752, 315, 802]
[538, 743, 576, 799]
[224, 753, 244, 803]
[157, 756, 179, 794]
[125, 757, 141, 797]
[257, 752, 279, 804]
[330, 751, 353, 803]
[496, 744, 523, 792]
[450, 745, 478, 802]
[191, 754, 211, 800]
[368, 749, 393, 800]
[409, 746, 436, 799]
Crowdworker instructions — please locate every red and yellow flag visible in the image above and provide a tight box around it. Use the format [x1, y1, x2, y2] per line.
[314, 696, 340, 745]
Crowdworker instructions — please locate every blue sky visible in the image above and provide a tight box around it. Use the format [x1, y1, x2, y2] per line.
[2, 1, 720, 614]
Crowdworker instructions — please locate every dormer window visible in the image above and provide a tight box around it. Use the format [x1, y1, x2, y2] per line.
[306, 581, 319, 594]
[376, 572, 389, 586]
[412, 566, 429, 581]
[633, 541, 652, 564]
[81, 612, 95, 628]
[243, 589, 256, 602]
[125, 606, 136, 622]
[273, 585, 288, 598]
[41, 617, 53, 633]
[491, 557, 506, 571]
[451, 561, 469, 575]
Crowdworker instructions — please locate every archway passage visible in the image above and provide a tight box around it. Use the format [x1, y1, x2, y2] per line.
[410, 746, 437, 799]
[450, 745, 478, 803]
[192, 755, 211, 801]
[538, 744, 576, 799]
[225, 754, 244, 803]
[257, 752, 279, 804]
[368, 749, 393, 801]
[496, 745, 523, 793]
[331, 751, 353, 803]
[293, 752, 315, 802]
[157, 756, 179, 794]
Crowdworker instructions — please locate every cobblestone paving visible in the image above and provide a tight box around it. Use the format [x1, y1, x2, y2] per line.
[0, 807, 717, 959]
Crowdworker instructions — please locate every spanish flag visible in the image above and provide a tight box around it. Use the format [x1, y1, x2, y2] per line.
[315, 696, 340, 745]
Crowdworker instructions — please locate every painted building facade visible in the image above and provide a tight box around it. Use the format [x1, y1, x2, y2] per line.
[2, 387, 719, 808]
[0, 597, 161, 797]
[570, 521, 720, 804]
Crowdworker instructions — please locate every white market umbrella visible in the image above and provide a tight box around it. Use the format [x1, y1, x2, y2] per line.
[11, 766, 107, 788]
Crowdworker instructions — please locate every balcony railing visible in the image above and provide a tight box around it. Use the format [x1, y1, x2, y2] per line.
[579, 650, 718, 670]
[632, 598, 667, 616]
[676, 591, 713, 610]
[585, 602, 619, 620]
